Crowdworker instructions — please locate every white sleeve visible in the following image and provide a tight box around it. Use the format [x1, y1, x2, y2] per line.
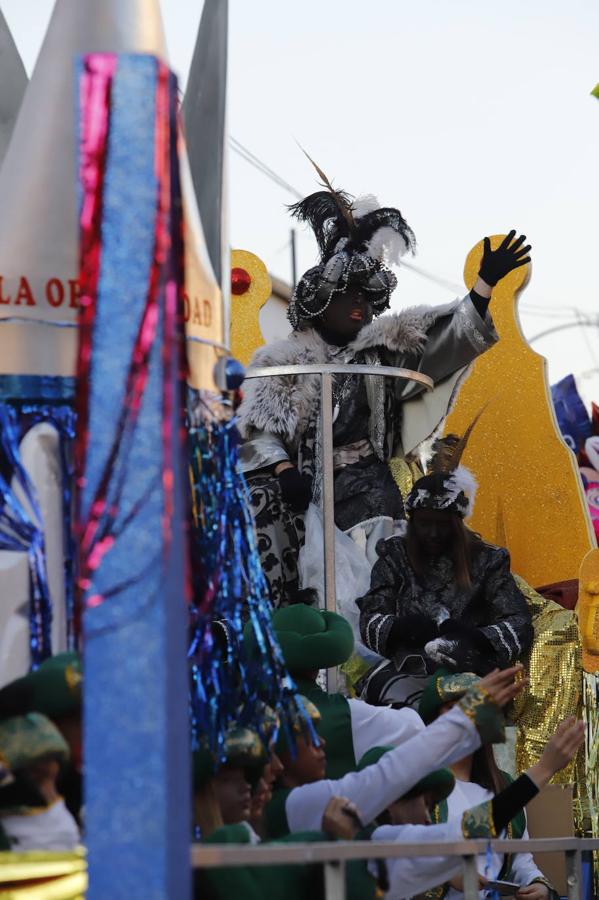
[285, 704, 481, 833]
[347, 699, 424, 763]
[508, 825, 549, 887]
[370, 820, 464, 899]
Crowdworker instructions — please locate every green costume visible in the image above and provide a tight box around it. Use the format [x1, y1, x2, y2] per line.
[196, 824, 377, 900]
[418, 667, 480, 725]
[253, 604, 359, 778]
[357, 745, 455, 806]
[249, 605, 425, 780]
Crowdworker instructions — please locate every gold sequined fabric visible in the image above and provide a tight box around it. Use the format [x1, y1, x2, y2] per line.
[582, 672, 599, 842]
[510, 576, 582, 787]
[388, 457, 424, 501]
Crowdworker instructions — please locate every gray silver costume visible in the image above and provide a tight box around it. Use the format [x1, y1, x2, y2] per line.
[357, 535, 534, 708]
[238, 295, 498, 606]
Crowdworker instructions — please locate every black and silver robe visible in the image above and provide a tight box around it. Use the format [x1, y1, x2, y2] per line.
[237, 295, 498, 606]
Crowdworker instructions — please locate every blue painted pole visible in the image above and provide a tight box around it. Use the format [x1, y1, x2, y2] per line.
[78, 55, 190, 899]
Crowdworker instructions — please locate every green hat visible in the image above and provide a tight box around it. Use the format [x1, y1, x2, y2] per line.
[246, 605, 354, 673]
[192, 726, 267, 791]
[402, 768, 455, 805]
[418, 668, 480, 725]
[0, 653, 82, 720]
[275, 695, 321, 756]
[357, 746, 454, 804]
[0, 712, 69, 772]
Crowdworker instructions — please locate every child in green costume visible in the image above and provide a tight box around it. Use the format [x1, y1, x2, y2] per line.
[246, 603, 425, 779]
[419, 669, 558, 900]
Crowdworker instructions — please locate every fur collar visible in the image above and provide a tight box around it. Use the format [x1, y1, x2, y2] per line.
[237, 304, 452, 442]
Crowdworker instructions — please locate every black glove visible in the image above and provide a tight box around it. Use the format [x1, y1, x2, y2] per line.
[277, 466, 312, 513]
[387, 614, 438, 653]
[431, 622, 495, 673]
[478, 230, 531, 286]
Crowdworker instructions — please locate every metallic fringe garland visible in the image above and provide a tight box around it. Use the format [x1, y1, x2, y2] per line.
[0, 398, 75, 666]
[188, 397, 307, 756]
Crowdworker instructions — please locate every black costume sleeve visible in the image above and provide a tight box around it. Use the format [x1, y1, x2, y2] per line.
[357, 538, 405, 657]
[492, 774, 539, 833]
[477, 547, 534, 667]
[469, 288, 490, 319]
[357, 538, 439, 657]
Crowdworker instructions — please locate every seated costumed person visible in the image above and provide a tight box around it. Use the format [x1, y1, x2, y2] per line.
[237, 159, 531, 606]
[358, 427, 534, 708]
[247, 601, 424, 779]
[419, 670, 558, 900]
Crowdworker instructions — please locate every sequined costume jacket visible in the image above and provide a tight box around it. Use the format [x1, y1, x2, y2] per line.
[237, 294, 498, 483]
[357, 535, 534, 667]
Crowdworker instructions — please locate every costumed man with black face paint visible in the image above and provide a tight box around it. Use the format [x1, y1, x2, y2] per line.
[237, 167, 531, 606]
[357, 430, 534, 708]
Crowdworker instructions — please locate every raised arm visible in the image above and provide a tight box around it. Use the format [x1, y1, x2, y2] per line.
[286, 670, 525, 833]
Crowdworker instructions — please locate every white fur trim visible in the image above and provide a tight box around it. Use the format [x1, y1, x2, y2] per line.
[448, 465, 478, 518]
[352, 194, 380, 217]
[366, 225, 410, 266]
[237, 305, 446, 439]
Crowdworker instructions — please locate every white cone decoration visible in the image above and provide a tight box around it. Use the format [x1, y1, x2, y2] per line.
[0, 9, 27, 170]
[0, 0, 168, 377]
[0, 1, 170, 674]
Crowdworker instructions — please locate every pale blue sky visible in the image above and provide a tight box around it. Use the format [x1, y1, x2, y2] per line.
[3, 0, 599, 403]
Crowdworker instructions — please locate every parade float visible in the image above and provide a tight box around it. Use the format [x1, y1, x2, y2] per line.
[0, 1, 597, 898]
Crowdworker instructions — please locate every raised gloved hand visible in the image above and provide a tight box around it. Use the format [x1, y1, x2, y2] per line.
[277, 466, 313, 513]
[478, 230, 531, 286]
[388, 614, 438, 653]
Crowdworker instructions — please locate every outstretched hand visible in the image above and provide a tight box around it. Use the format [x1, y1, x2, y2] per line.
[477, 665, 527, 708]
[478, 231, 531, 287]
[527, 717, 585, 788]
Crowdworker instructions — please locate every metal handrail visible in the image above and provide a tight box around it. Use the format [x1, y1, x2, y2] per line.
[244, 363, 432, 692]
[192, 837, 596, 900]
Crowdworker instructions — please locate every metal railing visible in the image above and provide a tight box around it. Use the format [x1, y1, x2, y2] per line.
[244, 363, 432, 692]
[192, 836, 597, 900]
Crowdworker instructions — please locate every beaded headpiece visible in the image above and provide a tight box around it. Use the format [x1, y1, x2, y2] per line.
[287, 152, 416, 330]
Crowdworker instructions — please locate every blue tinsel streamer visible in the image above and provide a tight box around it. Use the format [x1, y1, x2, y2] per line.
[0, 398, 75, 666]
[188, 395, 312, 756]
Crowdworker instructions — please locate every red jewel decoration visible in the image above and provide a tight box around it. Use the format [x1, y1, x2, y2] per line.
[231, 267, 252, 295]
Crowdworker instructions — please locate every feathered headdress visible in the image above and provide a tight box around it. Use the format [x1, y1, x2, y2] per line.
[287, 151, 416, 329]
[406, 409, 487, 519]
